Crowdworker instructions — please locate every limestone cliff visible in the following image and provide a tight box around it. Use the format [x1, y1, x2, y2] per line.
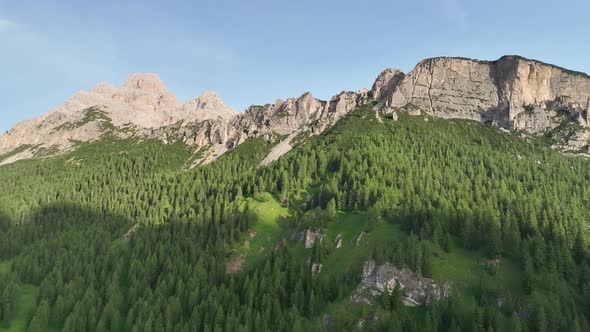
[380, 56, 590, 150]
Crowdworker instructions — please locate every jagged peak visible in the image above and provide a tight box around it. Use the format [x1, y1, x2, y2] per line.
[91, 83, 117, 96]
[279, 92, 322, 104]
[199, 90, 221, 99]
[121, 73, 167, 92]
[299, 91, 316, 99]
[116, 73, 181, 110]
[182, 90, 236, 121]
[186, 90, 231, 108]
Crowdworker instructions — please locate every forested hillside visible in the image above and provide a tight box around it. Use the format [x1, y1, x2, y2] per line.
[1, 104, 589, 331]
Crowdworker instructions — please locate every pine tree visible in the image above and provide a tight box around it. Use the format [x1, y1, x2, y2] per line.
[326, 198, 336, 221]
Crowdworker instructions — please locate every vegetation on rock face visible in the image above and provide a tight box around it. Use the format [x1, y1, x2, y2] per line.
[52, 107, 115, 132]
[0, 103, 589, 331]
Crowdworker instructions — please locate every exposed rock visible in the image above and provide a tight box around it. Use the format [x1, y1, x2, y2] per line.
[311, 263, 323, 276]
[182, 91, 236, 122]
[335, 233, 343, 249]
[305, 228, 324, 249]
[259, 129, 301, 166]
[356, 319, 365, 329]
[122, 224, 140, 241]
[371, 69, 405, 104]
[351, 260, 451, 306]
[354, 231, 366, 247]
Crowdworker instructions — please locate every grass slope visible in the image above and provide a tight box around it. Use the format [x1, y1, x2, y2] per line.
[233, 193, 291, 269]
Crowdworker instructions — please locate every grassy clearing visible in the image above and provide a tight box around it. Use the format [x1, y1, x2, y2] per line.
[430, 243, 522, 295]
[234, 193, 291, 268]
[320, 213, 406, 278]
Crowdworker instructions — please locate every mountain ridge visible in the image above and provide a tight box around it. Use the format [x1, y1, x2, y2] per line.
[2, 55, 590, 165]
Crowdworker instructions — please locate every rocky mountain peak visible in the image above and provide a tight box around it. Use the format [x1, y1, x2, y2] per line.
[371, 68, 405, 102]
[90, 83, 118, 97]
[121, 73, 167, 93]
[182, 91, 236, 122]
[115, 73, 180, 111]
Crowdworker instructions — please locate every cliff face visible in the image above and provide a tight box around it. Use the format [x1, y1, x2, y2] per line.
[382, 56, 590, 136]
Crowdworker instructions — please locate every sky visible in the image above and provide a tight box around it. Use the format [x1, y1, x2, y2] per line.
[1, 0, 589, 133]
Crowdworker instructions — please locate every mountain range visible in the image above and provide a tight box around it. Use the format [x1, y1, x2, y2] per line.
[2, 55, 590, 165]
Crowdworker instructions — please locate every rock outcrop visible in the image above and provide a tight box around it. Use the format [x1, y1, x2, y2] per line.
[371, 69, 405, 104]
[334, 233, 343, 249]
[351, 260, 451, 306]
[304, 228, 324, 249]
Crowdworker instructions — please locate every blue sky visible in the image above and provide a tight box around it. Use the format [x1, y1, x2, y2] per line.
[1, 0, 589, 133]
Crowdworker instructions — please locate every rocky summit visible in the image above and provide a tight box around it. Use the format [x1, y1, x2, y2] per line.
[2, 55, 590, 165]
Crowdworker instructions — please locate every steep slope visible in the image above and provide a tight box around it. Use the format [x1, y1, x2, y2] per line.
[1, 103, 590, 331]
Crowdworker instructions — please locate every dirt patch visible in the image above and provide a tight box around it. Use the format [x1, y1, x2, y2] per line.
[225, 253, 246, 274]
